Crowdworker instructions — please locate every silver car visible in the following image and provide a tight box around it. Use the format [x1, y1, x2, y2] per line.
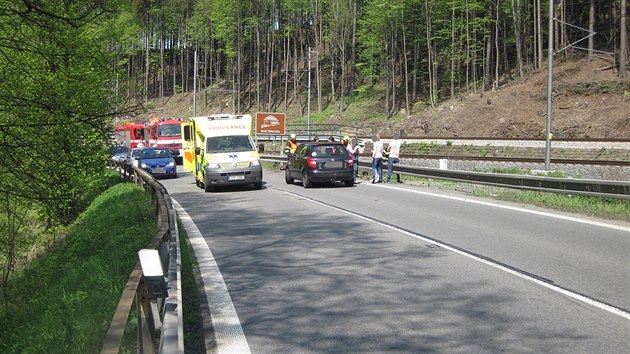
[126, 147, 145, 167]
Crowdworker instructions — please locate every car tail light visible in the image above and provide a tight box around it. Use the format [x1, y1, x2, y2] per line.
[306, 157, 318, 169]
[347, 156, 354, 167]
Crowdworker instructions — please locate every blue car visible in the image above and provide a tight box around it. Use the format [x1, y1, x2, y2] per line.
[138, 147, 178, 178]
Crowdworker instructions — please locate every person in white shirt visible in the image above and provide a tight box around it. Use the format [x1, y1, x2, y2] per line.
[386, 132, 401, 183]
[371, 134, 383, 183]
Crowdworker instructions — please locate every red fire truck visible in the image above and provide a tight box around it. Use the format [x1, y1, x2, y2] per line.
[113, 123, 146, 148]
[147, 118, 183, 163]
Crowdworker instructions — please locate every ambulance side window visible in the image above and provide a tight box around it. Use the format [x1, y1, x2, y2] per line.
[183, 125, 191, 141]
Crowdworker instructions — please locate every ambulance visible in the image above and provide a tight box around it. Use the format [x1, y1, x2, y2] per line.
[181, 114, 263, 192]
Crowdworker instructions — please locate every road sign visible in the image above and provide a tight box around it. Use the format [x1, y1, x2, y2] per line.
[255, 112, 286, 135]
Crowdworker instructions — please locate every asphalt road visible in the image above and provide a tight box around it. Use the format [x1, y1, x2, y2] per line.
[161, 167, 630, 353]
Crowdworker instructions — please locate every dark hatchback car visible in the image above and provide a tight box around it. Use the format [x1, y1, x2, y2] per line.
[285, 142, 355, 188]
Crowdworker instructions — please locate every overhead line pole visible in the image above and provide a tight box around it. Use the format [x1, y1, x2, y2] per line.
[307, 47, 312, 139]
[545, 0, 554, 171]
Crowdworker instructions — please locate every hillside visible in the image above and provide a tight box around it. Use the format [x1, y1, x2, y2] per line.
[137, 56, 630, 139]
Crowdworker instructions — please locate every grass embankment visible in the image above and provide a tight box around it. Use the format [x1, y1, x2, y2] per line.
[0, 182, 156, 353]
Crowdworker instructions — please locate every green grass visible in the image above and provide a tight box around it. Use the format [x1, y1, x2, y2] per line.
[472, 187, 630, 221]
[180, 221, 207, 352]
[0, 182, 156, 354]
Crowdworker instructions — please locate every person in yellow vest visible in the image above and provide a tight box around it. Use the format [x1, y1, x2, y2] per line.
[284, 133, 298, 160]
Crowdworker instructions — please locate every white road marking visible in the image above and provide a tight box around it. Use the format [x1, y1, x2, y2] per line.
[283, 190, 630, 321]
[172, 199, 251, 354]
[373, 183, 630, 232]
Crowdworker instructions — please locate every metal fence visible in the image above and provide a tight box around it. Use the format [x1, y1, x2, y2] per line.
[102, 161, 183, 354]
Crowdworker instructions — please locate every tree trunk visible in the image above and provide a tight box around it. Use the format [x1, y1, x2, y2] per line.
[390, 30, 396, 117]
[159, 28, 164, 101]
[465, 0, 471, 91]
[425, 0, 435, 107]
[256, 22, 261, 111]
[511, 0, 524, 77]
[494, 0, 500, 89]
[283, 35, 290, 112]
[267, 28, 275, 112]
[450, 1, 456, 98]
[589, 0, 595, 60]
[144, 29, 149, 103]
[620, 0, 628, 78]
[402, 12, 410, 115]
[537, 0, 543, 70]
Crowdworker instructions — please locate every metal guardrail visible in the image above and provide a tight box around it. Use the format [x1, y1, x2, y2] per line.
[102, 161, 183, 353]
[261, 155, 630, 200]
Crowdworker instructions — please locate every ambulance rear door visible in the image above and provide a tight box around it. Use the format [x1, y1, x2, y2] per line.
[181, 121, 195, 172]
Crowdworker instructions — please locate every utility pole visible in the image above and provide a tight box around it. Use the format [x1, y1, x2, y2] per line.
[307, 47, 311, 139]
[545, 0, 554, 171]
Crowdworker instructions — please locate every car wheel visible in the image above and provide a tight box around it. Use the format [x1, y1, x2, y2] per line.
[204, 178, 214, 192]
[344, 179, 354, 187]
[285, 169, 294, 184]
[253, 182, 262, 190]
[302, 171, 312, 188]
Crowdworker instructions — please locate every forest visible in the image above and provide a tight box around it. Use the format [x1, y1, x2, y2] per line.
[119, 0, 628, 118]
[0, 1, 628, 290]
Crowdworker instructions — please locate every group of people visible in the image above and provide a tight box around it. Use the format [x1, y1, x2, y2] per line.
[283, 132, 400, 183]
[369, 133, 400, 184]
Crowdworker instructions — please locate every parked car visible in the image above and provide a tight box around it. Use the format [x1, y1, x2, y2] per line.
[110, 145, 129, 162]
[137, 147, 178, 178]
[125, 147, 145, 168]
[285, 142, 355, 188]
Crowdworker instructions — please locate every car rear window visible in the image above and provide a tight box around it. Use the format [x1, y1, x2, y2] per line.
[312, 144, 348, 157]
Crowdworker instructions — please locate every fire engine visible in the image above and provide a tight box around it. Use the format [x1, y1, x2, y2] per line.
[147, 118, 183, 163]
[113, 123, 146, 148]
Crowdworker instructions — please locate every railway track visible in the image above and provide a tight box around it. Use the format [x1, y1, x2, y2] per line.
[400, 154, 630, 167]
[257, 136, 630, 167]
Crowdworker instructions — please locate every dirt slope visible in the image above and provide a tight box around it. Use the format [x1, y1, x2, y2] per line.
[139, 56, 630, 139]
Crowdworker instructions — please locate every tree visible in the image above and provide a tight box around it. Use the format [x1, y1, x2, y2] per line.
[0, 0, 132, 225]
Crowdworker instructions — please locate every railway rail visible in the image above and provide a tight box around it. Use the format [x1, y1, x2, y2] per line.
[401, 154, 630, 166]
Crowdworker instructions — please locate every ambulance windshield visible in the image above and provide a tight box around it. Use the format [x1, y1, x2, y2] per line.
[206, 135, 254, 153]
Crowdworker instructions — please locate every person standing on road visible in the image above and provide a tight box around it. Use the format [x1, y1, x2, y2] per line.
[284, 133, 298, 160]
[343, 136, 359, 180]
[386, 132, 401, 183]
[371, 134, 383, 183]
